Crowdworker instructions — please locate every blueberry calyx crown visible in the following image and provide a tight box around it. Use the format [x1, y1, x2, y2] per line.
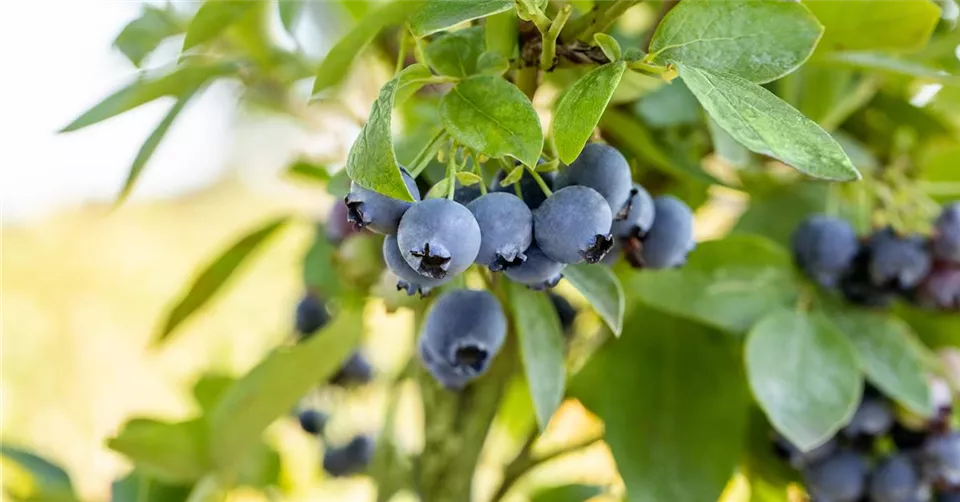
[410, 242, 452, 279]
[582, 234, 615, 264]
[343, 195, 368, 230]
[490, 247, 527, 272]
[453, 344, 488, 373]
[615, 187, 639, 221]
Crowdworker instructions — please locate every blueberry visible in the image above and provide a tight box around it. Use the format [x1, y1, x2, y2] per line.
[329, 352, 374, 386]
[295, 294, 329, 338]
[383, 234, 450, 296]
[937, 491, 960, 502]
[870, 455, 921, 502]
[840, 249, 897, 308]
[917, 266, 960, 310]
[792, 215, 859, 288]
[397, 198, 481, 279]
[843, 397, 895, 439]
[555, 143, 633, 217]
[803, 450, 868, 502]
[534, 186, 614, 264]
[467, 192, 534, 271]
[632, 196, 695, 269]
[326, 200, 363, 244]
[344, 169, 421, 234]
[298, 409, 328, 435]
[922, 432, 960, 486]
[503, 244, 565, 290]
[774, 435, 837, 469]
[892, 422, 931, 451]
[612, 184, 656, 239]
[418, 290, 507, 388]
[492, 167, 555, 209]
[866, 228, 932, 290]
[323, 435, 374, 477]
[548, 292, 577, 333]
[453, 183, 483, 205]
[600, 239, 622, 266]
[934, 203, 960, 263]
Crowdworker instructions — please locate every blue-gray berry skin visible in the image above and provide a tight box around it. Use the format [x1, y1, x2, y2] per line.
[323, 435, 374, 477]
[330, 352, 374, 386]
[792, 215, 859, 288]
[419, 290, 507, 388]
[383, 234, 450, 296]
[453, 183, 483, 205]
[870, 455, 921, 502]
[842, 398, 894, 439]
[866, 228, 932, 290]
[492, 168, 555, 209]
[467, 192, 534, 271]
[397, 198, 481, 279]
[803, 450, 868, 502]
[637, 196, 695, 269]
[504, 244, 565, 290]
[918, 266, 960, 310]
[295, 295, 329, 338]
[612, 184, 656, 238]
[556, 143, 633, 217]
[298, 409, 328, 435]
[344, 169, 421, 234]
[934, 203, 960, 262]
[534, 186, 614, 264]
[937, 491, 960, 502]
[923, 432, 960, 486]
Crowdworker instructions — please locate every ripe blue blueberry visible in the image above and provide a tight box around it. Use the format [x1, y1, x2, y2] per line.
[634, 196, 695, 269]
[866, 228, 932, 290]
[467, 192, 534, 271]
[934, 203, 960, 263]
[418, 290, 507, 389]
[503, 244, 565, 290]
[869, 455, 921, 502]
[492, 167, 555, 209]
[323, 435, 374, 477]
[803, 450, 867, 502]
[327, 200, 363, 244]
[383, 234, 450, 296]
[555, 143, 633, 217]
[397, 198, 481, 279]
[792, 215, 859, 288]
[344, 169, 421, 234]
[937, 491, 960, 502]
[453, 183, 483, 205]
[548, 292, 577, 334]
[295, 294, 329, 338]
[612, 184, 656, 239]
[922, 432, 960, 486]
[298, 409, 328, 436]
[917, 266, 960, 310]
[534, 186, 614, 264]
[840, 250, 897, 308]
[330, 352, 374, 386]
[842, 397, 894, 439]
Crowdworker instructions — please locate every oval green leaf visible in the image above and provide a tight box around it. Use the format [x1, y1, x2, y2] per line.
[425, 26, 484, 78]
[107, 419, 208, 484]
[208, 307, 363, 472]
[828, 310, 933, 416]
[114, 6, 183, 67]
[562, 263, 624, 336]
[806, 0, 940, 55]
[182, 0, 258, 51]
[0, 445, 77, 500]
[745, 310, 862, 451]
[531, 485, 604, 502]
[440, 75, 543, 167]
[677, 63, 860, 181]
[156, 216, 289, 343]
[410, 0, 513, 37]
[553, 62, 626, 164]
[508, 281, 566, 430]
[593, 33, 621, 62]
[649, 0, 823, 83]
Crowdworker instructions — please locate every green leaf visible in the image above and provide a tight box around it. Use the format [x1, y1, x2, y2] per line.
[593, 33, 621, 62]
[707, 116, 751, 168]
[425, 178, 453, 199]
[648, 0, 823, 83]
[285, 158, 330, 184]
[476, 51, 510, 75]
[107, 419, 208, 484]
[312, 1, 422, 96]
[114, 6, 183, 67]
[0, 445, 77, 501]
[157, 217, 289, 342]
[806, 0, 940, 54]
[182, 0, 257, 50]
[110, 471, 192, 502]
[553, 62, 626, 164]
[627, 235, 800, 334]
[895, 304, 960, 349]
[828, 310, 933, 417]
[508, 281, 566, 430]
[562, 263, 624, 336]
[440, 75, 543, 167]
[499, 165, 526, 186]
[425, 26, 484, 78]
[634, 80, 701, 128]
[824, 52, 960, 85]
[570, 307, 749, 502]
[732, 181, 827, 246]
[208, 307, 363, 473]
[485, 9, 518, 59]
[745, 310, 862, 451]
[346, 65, 432, 201]
[118, 90, 196, 204]
[60, 62, 234, 132]
[455, 171, 483, 185]
[531, 484, 604, 502]
[278, 0, 303, 34]
[191, 374, 236, 413]
[409, 0, 514, 37]
[302, 230, 342, 298]
[677, 63, 859, 181]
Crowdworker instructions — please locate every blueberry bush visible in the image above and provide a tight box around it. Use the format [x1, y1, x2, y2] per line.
[6, 1, 960, 501]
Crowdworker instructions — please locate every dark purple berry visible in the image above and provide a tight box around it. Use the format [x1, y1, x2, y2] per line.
[397, 199, 481, 279]
[803, 450, 868, 502]
[555, 143, 633, 217]
[503, 244, 565, 290]
[934, 203, 960, 263]
[634, 196, 695, 269]
[467, 192, 534, 271]
[323, 435, 374, 477]
[612, 184, 656, 239]
[295, 294, 329, 338]
[330, 352, 374, 386]
[534, 186, 614, 264]
[383, 234, 450, 296]
[298, 409, 328, 435]
[792, 215, 859, 288]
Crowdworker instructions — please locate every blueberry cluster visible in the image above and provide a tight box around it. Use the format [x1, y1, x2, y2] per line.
[792, 203, 960, 310]
[776, 386, 958, 502]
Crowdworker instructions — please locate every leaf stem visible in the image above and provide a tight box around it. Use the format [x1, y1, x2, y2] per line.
[446, 144, 458, 200]
[492, 430, 605, 502]
[525, 165, 553, 197]
[562, 0, 640, 41]
[540, 5, 573, 70]
[395, 30, 410, 75]
[469, 151, 488, 195]
[409, 129, 448, 178]
[411, 27, 429, 67]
